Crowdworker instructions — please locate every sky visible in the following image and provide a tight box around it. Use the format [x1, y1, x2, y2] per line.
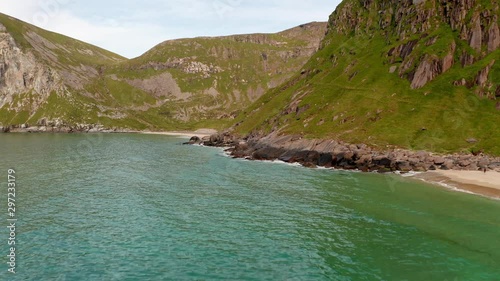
[0, 0, 341, 58]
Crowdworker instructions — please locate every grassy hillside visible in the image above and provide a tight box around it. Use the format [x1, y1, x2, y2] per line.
[104, 22, 327, 130]
[0, 13, 128, 127]
[233, 0, 500, 156]
[0, 13, 125, 66]
[0, 14, 326, 131]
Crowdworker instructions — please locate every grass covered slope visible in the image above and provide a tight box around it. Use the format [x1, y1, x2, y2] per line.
[0, 14, 327, 131]
[234, 0, 500, 155]
[0, 13, 128, 127]
[105, 22, 327, 129]
[0, 13, 125, 67]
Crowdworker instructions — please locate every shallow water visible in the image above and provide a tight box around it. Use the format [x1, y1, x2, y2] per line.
[0, 134, 499, 280]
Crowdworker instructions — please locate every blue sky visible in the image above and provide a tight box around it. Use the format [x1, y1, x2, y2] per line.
[0, 0, 341, 58]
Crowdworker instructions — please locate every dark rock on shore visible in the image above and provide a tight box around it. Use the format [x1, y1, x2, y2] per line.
[210, 132, 500, 173]
[202, 132, 237, 147]
[184, 136, 201, 145]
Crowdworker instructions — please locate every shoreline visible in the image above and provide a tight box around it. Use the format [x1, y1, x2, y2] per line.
[139, 129, 217, 138]
[414, 170, 500, 200]
[202, 132, 500, 200]
[1, 127, 217, 139]
[4, 128, 500, 199]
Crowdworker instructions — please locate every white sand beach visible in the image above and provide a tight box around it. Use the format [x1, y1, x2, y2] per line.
[140, 129, 217, 138]
[416, 170, 500, 199]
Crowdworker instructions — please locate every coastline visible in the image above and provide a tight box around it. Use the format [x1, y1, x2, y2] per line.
[1, 126, 217, 139]
[202, 132, 500, 200]
[415, 170, 500, 199]
[139, 129, 217, 138]
[4, 128, 500, 199]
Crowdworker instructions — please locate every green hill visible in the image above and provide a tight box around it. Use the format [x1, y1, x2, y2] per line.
[0, 13, 126, 126]
[233, 0, 500, 155]
[0, 13, 326, 130]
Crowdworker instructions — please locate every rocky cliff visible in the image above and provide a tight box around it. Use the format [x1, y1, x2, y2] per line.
[0, 13, 126, 127]
[329, 0, 499, 93]
[0, 23, 62, 111]
[232, 0, 500, 156]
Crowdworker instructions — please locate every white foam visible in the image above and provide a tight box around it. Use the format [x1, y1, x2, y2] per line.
[260, 159, 304, 167]
[396, 171, 423, 177]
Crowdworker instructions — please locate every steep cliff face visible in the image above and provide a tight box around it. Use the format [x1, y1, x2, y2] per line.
[234, 0, 500, 155]
[0, 22, 62, 113]
[0, 13, 126, 126]
[329, 0, 499, 92]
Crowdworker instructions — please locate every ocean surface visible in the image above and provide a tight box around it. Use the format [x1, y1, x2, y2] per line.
[0, 133, 499, 280]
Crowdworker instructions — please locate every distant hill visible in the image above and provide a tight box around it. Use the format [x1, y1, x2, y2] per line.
[0, 13, 327, 130]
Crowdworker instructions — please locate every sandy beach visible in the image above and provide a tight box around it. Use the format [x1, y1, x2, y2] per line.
[416, 170, 500, 199]
[140, 129, 217, 138]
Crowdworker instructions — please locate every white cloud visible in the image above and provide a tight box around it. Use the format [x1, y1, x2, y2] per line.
[0, 0, 341, 58]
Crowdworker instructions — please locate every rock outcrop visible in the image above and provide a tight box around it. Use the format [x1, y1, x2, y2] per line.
[205, 132, 500, 173]
[488, 19, 500, 52]
[332, 0, 499, 89]
[410, 41, 456, 89]
[0, 23, 62, 110]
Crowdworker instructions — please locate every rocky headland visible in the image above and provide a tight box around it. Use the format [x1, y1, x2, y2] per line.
[200, 132, 500, 174]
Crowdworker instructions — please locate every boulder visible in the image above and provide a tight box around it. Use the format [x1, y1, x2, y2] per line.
[433, 157, 446, 165]
[343, 151, 355, 161]
[459, 160, 471, 167]
[356, 154, 373, 166]
[253, 147, 285, 160]
[373, 155, 392, 167]
[304, 151, 320, 165]
[409, 157, 421, 165]
[488, 162, 500, 170]
[396, 160, 412, 172]
[302, 162, 317, 168]
[184, 136, 201, 145]
[236, 141, 249, 151]
[441, 159, 456, 170]
[318, 153, 333, 167]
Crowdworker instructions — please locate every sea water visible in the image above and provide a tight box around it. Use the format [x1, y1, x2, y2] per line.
[0, 134, 499, 280]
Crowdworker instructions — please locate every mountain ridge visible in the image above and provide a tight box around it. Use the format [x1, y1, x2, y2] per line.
[0, 13, 327, 130]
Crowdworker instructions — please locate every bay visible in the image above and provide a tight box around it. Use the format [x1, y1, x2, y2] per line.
[0, 134, 499, 280]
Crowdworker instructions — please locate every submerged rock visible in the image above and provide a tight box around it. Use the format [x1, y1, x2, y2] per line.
[184, 136, 201, 145]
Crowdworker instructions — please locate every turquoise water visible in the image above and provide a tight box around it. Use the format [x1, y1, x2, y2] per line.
[0, 134, 499, 280]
